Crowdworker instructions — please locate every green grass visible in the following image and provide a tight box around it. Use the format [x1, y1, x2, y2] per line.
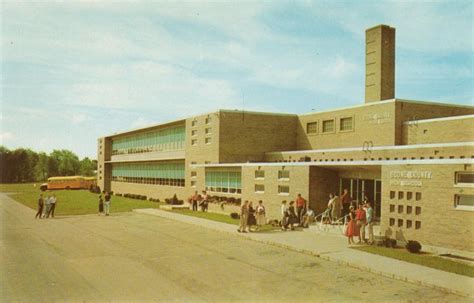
[167, 208, 278, 232]
[353, 245, 474, 278]
[1, 183, 162, 216]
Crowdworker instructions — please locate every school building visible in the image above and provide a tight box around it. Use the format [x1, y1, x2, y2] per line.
[97, 25, 474, 252]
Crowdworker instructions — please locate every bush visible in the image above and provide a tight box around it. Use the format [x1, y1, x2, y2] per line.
[230, 212, 240, 219]
[384, 238, 397, 248]
[406, 240, 422, 253]
[165, 198, 171, 204]
[115, 193, 122, 197]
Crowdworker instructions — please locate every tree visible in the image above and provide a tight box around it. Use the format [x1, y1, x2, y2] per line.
[79, 157, 96, 176]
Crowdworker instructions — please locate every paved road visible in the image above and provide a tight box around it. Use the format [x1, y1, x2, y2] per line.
[0, 193, 468, 302]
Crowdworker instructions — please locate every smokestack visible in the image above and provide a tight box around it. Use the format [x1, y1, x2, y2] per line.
[365, 25, 395, 103]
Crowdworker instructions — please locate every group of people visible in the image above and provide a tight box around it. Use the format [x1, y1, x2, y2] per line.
[345, 201, 374, 245]
[237, 200, 266, 232]
[98, 191, 112, 216]
[35, 193, 57, 219]
[279, 194, 315, 230]
[189, 191, 209, 212]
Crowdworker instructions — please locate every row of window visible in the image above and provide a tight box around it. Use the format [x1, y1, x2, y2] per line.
[111, 176, 185, 187]
[191, 128, 212, 136]
[389, 218, 421, 229]
[205, 171, 241, 194]
[255, 184, 290, 195]
[111, 126, 185, 155]
[389, 191, 422, 201]
[191, 137, 212, 145]
[112, 162, 185, 179]
[191, 116, 212, 127]
[254, 170, 290, 180]
[389, 204, 421, 215]
[306, 117, 353, 134]
[274, 155, 473, 163]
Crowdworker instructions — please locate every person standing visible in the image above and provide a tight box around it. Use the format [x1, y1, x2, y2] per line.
[341, 189, 351, 217]
[104, 191, 111, 216]
[345, 206, 359, 246]
[331, 193, 341, 222]
[255, 200, 266, 231]
[46, 194, 57, 218]
[280, 200, 288, 231]
[295, 193, 306, 226]
[98, 195, 104, 216]
[191, 191, 199, 211]
[35, 194, 44, 219]
[237, 200, 249, 233]
[286, 201, 299, 230]
[365, 202, 374, 245]
[355, 203, 367, 244]
[201, 191, 208, 212]
[43, 194, 51, 218]
[247, 201, 257, 232]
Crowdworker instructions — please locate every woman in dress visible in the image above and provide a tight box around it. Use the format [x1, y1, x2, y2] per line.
[255, 200, 266, 231]
[247, 201, 257, 232]
[345, 205, 359, 245]
[286, 201, 299, 230]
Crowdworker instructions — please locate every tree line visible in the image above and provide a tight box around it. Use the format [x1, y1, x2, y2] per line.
[0, 146, 97, 183]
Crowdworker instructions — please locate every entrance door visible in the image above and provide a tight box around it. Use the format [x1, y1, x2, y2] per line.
[340, 178, 382, 221]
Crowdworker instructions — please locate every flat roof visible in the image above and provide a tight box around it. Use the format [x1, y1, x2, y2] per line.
[103, 99, 473, 138]
[404, 114, 474, 125]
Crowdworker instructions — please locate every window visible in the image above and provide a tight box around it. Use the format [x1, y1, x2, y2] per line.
[415, 192, 422, 201]
[455, 172, 474, 186]
[191, 161, 197, 165]
[407, 205, 412, 214]
[191, 130, 197, 136]
[390, 191, 395, 199]
[191, 139, 197, 146]
[255, 170, 265, 179]
[191, 120, 198, 127]
[339, 117, 353, 131]
[454, 194, 474, 211]
[406, 220, 412, 228]
[322, 119, 334, 133]
[398, 205, 403, 214]
[278, 170, 290, 180]
[255, 184, 265, 193]
[205, 116, 212, 124]
[398, 191, 404, 200]
[191, 180, 197, 187]
[191, 171, 197, 178]
[306, 122, 318, 134]
[389, 204, 395, 212]
[205, 170, 241, 194]
[415, 221, 421, 229]
[278, 185, 290, 195]
[205, 137, 212, 144]
[407, 192, 413, 200]
[398, 219, 403, 227]
[205, 128, 212, 135]
[389, 218, 395, 226]
[415, 206, 421, 215]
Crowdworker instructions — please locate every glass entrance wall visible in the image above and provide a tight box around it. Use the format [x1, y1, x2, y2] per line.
[111, 125, 185, 156]
[340, 178, 382, 220]
[111, 162, 185, 187]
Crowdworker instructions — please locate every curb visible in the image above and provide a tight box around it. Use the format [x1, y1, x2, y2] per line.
[133, 209, 473, 298]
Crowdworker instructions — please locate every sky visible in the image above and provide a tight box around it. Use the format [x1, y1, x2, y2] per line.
[1, 0, 472, 159]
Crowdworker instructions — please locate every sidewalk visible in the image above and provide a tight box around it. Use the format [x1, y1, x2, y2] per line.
[134, 208, 474, 298]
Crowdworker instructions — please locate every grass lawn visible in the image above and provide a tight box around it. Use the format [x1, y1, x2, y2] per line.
[0, 183, 162, 216]
[167, 208, 278, 232]
[353, 245, 474, 278]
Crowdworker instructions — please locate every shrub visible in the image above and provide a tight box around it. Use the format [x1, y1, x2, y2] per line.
[230, 212, 240, 219]
[165, 198, 171, 204]
[406, 240, 422, 253]
[384, 238, 397, 248]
